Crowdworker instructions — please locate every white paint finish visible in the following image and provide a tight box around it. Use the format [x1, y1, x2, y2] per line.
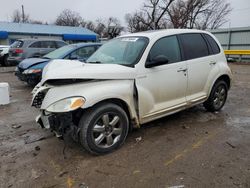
[136, 61, 187, 122]
[41, 60, 136, 85]
[33, 29, 232, 126]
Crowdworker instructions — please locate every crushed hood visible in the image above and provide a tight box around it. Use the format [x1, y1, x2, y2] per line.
[41, 60, 136, 84]
[18, 58, 49, 69]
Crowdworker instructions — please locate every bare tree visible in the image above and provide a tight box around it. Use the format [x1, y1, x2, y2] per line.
[195, 0, 232, 29]
[126, 0, 231, 32]
[55, 9, 83, 26]
[168, 0, 232, 29]
[94, 17, 123, 38]
[125, 0, 175, 32]
[12, 9, 30, 23]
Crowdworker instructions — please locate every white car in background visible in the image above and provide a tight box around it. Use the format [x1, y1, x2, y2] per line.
[31, 29, 232, 155]
[0, 45, 10, 66]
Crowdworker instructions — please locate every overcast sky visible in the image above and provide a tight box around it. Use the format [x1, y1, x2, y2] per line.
[0, 0, 249, 28]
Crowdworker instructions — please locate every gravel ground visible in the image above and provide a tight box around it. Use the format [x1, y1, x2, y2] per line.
[0, 64, 249, 188]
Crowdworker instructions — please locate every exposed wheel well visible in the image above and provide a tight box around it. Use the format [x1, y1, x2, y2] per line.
[94, 98, 132, 122]
[216, 75, 231, 89]
[74, 98, 133, 130]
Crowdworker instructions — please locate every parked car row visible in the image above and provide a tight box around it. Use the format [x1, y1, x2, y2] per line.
[8, 38, 67, 66]
[15, 43, 101, 86]
[30, 29, 232, 155]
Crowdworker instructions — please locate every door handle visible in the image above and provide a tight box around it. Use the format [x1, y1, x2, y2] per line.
[177, 68, 187, 72]
[209, 61, 217, 65]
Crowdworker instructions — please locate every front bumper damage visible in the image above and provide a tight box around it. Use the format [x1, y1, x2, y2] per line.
[36, 111, 79, 139]
[32, 85, 79, 139]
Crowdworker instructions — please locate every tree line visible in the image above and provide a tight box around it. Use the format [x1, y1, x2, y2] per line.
[11, 0, 231, 36]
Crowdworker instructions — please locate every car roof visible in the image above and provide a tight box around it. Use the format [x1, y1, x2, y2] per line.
[17, 38, 66, 42]
[120, 29, 212, 39]
[68, 42, 102, 48]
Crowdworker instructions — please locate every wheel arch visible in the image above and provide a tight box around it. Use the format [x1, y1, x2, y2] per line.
[208, 74, 231, 98]
[81, 98, 138, 130]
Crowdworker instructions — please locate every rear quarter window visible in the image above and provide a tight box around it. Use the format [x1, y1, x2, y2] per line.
[203, 34, 221, 55]
[29, 41, 42, 48]
[11, 40, 24, 48]
[40, 41, 57, 48]
[56, 41, 67, 48]
[179, 33, 209, 60]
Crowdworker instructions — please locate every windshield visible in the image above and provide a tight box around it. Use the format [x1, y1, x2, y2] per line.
[87, 37, 148, 65]
[43, 45, 76, 59]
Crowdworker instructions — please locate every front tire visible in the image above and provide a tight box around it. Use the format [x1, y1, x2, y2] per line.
[79, 103, 129, 155]
[204, 80, 228, 112]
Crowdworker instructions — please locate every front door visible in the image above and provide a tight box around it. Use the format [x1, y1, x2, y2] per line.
[136, 35, 188, 123]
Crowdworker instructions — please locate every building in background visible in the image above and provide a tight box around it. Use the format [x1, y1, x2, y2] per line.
[211, 27, 250, 50]
[0, 22, 98, 45]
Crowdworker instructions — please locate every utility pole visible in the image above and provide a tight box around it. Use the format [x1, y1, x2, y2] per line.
[21, 5, 25, 23]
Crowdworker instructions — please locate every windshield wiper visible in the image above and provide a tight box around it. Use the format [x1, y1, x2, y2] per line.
[43, 57, 51, 59]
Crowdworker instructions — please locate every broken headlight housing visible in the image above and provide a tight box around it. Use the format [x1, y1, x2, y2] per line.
[46, 97, 85, 113]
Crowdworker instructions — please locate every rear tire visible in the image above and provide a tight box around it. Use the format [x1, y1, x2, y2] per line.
[79, 103, 129, 155]
[204, 80, 228, 112]
[1, 55, 9, 66]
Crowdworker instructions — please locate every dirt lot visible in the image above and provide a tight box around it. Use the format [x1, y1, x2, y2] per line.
[0, 64, 249, 188]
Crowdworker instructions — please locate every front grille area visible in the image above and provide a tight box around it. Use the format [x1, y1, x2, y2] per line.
[32, 92, 46, 108]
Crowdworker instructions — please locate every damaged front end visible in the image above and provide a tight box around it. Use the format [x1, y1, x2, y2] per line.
[31, 81, 85, 140]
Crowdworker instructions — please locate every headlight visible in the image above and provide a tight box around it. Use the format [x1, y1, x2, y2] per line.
[23, 69, 42, 74]
[46, 97, 85, 113]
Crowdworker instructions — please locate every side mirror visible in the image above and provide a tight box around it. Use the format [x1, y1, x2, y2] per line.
[145, 55, 169, 68]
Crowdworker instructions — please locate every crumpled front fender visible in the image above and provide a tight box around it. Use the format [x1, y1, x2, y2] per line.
[40, 79, 138, 121]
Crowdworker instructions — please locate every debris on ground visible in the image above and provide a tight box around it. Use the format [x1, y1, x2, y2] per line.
[168, 185, 185, 188]
[135, 136, 142, 142]
[133, 170, 141, 175]
[226, 141, 236, 149]
[24, 135, 46, 144]
[35, 146, 40, 151]
[11, 124, 21, 129]
[79, 182, 88, 188]
[58, 171, 68, 177]
[182, 125, 190, 129]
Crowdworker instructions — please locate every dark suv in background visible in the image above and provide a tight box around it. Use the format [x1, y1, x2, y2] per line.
[7, 39, 67, 65]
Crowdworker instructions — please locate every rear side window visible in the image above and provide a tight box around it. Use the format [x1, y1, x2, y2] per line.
[180, 33, 209, 60]
[70, 46, 97, 60]
[56, 41, 67, 48]
[41, 41, 57, 48]
[203, 34, 221, 55]
[29, 41, 41, 48]
[11, 40, 23, 48]
[149, 35, 181, 64]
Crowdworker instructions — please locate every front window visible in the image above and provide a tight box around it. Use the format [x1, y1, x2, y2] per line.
[43, 45, 76, 59]
[86, 37, 148, 66]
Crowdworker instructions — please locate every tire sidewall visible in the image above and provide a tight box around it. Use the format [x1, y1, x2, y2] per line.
[79, 103, 129, 154]
[206, 80, 228, 111]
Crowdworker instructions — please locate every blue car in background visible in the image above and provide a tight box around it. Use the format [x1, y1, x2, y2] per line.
[15, 43, 102, 86]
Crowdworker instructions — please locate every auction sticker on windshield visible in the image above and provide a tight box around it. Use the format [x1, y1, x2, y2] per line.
[121, 38, 139, 42]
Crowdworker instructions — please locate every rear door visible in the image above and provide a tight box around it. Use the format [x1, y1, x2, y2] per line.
[40, 41, 57, 55]
[28, 41, 42, 58]
[178, 33, 220, 103]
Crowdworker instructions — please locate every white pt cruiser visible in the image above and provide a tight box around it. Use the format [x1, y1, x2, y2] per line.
[32, 29, 232, 154]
